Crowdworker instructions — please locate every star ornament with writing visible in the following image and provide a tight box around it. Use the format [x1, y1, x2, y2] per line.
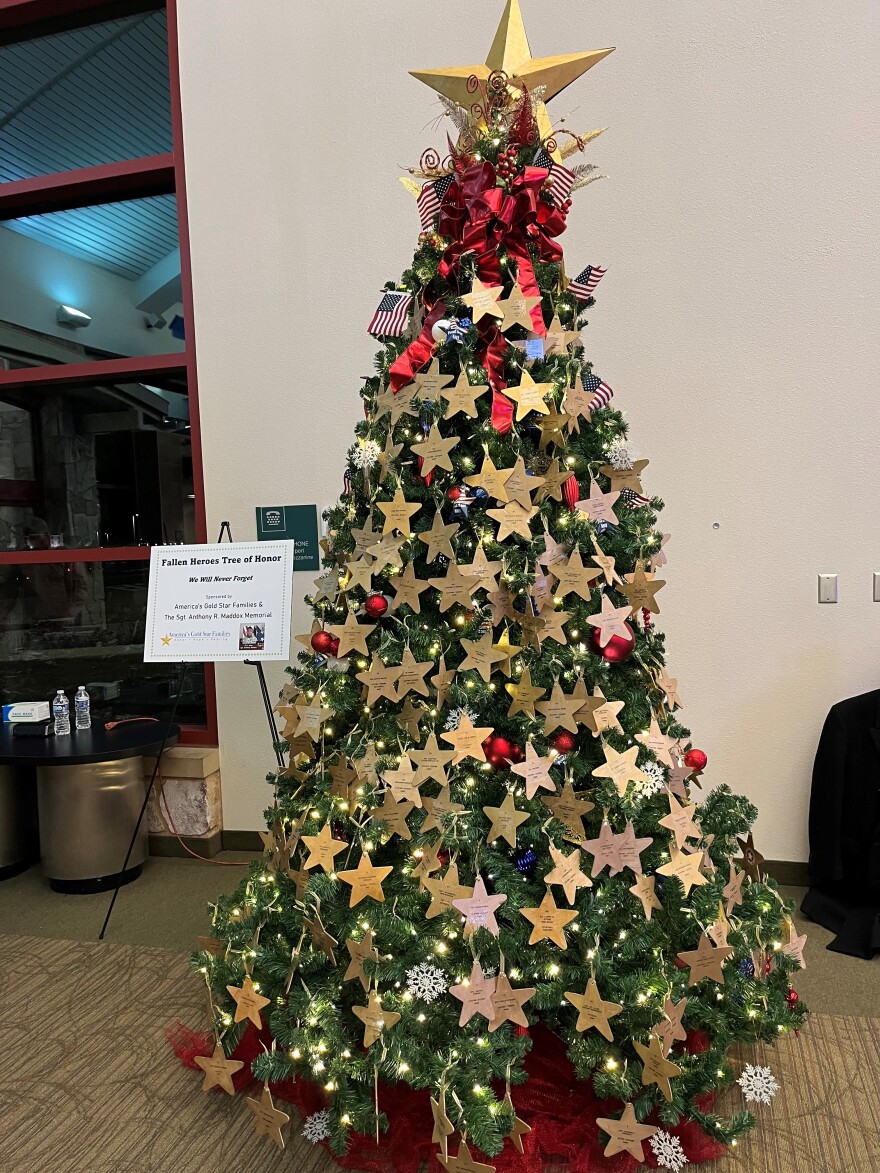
[677, 932, 734, 986]
[418, 511, 459, 563]
[410, 0, 614, 161]
[371, 793, 415, 841]
[656, 846, 708, 896]
[553, 548, 603, 601]
[344, 930, 379, 992]
[564, 977, 622, 1040]
[395, 646, 433, 699]
[629, 872, 663, 921]
[736, 832, 766, 881]
[578, 685, 624, 737]
[543, 312, 580, 355]
[504, 456, 543, 509]
[378, 486, 420, 536]
[431, 1089, 455, 1152]
[460, 631, 507, 682]
[411, 732, 456, 785]
[423, 859, 470, 918]
[504, 368, 554, 420]
[194, 1042, 244, 1095]
[465, 452, 514, 502]
[301, 823, 347, 873]
[246, 1084, 290, 1149]
[590, 538, 622, 586]
[462, 545, 502, 593]
[391, 563, 430, 614]
[449, 960, 497, 1025]
[441, 711, 494, 765]
[487, 500, 537, 541]
[453, 875, 508, 938]
[599, 457, 650, 494]
[421, 785, 465, 835]
[633, 1034, 682, 1101]
[592, 742, 651, 798]
[489, 972, 536, 1031]
[328, 610, 375, 657]
[587, 594, 633, 648]
[442, 371, 490, 420]
[431, 655, 455, 709]
[658, 789, 701, 849]
[511, 741, 556, 799]
[226, 975, 271, 1029]
[337, 853, 393, 907]
[505, 666, 546, 717]
[545, 843, 592, 904]
[653, 997, 689, 1056]
[429, 562, 480, 612]
[411, 427, 459, 475]
[353, 990, 401, 1048]
[596, 1103, 657, 1162]
[723, 859, 745, 913]
[460, 276, 504, 323]
[520, 889, 578, 948]
[356, 659, 401, 705]
[374, 384, 419, 426]
[780, 918, 808, 969]
[498, 281, 542, 331]
[575, 480, 620, 526]
[483, 791, 530, 848]
[542, 781, 595, 842]
[412, 357, 455, 401]
[621, 562, 666, 615]
[635, 717, 676, 768]
[536, 680, 581, 734]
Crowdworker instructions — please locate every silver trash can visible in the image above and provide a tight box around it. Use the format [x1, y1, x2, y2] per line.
[36, 756, 148, 894]
[0, 764, 38, 880]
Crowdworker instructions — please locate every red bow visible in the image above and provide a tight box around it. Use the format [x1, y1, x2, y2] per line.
[390, 162, 569, 421]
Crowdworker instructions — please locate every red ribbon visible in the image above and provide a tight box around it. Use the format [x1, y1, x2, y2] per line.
[562, 474, 580, 511]
[491, 390, 515, 435]
[390, 162, 569, 412]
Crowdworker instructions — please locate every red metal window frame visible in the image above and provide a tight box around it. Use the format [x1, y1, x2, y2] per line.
[0, 0, 216, 745]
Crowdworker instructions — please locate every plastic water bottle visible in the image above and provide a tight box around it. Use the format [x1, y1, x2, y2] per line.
[74, 685, 91, 730]
[53, 690, 70, 736]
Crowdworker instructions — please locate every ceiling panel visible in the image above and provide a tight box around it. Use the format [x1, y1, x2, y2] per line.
[3, 192, 178, 279]
[0, 9, 171, 182]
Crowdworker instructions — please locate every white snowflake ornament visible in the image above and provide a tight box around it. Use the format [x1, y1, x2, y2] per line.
[303, 1108, 331, 1143]
[737, 1063, 780, 1105]
[444, 706, 478, 732]
[634, 760, 666, 799]
[406, 962, 448, 1003]
[649, 1130, 689, 1171]
[605, 438, 635, 470]
[352, 439, 382, 470]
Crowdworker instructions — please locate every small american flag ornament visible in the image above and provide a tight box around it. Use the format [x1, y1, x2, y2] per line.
[533, 147, 576, 206]
[568, 265, 607, 302]
[367, 291, 414, 338]
[581, 371, 614, 412]
[417, 175, 455, 231]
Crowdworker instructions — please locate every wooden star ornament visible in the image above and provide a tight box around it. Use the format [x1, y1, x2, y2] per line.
[337, 853, 393, 907]
[378, 486, 420, 536]
[629, 872, 663, 921]
[246, 1084, 290, 1149]
[328, 609, 375, 657]
[545, 843, 592, 904]
[194, 1042, 244, 1095]
[461, 277, 504, 323]
[677, 932, 734, 986]
[596, 1103, 657, 1162]
[520, 890, 578, 948]
[510, 741, 556, 799]
[344, 930, 379, 992]
[449, 960, 496, 1025]
[564, 977, 622, 1040]
[453, 875, 507, 938]
[440, 711, 494, 765]
[412, 427, 460, 475]
[633, 1033, 682, 1101]
[226, 975, 271, 1029]
[489, 972, 536, 1031]
[353, 990, 401, 1048]
[438, 1140, 497, 1173]
[504, 367, 554, 420]
[483, 791, 530, 848]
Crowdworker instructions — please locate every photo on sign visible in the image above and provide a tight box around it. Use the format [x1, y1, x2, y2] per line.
[239, 624, 266, 652]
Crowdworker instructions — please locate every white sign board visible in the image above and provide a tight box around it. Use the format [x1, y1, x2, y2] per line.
[144, 541, 295, 662]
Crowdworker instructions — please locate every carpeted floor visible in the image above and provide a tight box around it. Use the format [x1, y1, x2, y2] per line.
[1, 931, 879, 1172]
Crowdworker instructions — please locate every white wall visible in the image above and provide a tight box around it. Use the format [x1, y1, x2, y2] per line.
[0, 225, 183, 358]
[175, 0, 880, 861]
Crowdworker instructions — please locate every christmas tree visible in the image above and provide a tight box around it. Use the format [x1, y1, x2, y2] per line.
[184, 4, 807, 1168]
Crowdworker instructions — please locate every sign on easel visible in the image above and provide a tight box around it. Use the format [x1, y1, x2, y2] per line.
[144, 541, 295, 662]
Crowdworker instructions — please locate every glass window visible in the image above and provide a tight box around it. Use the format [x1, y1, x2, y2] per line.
[0, 10, 171, 182]
[0, 377, 194, 552]
[0, 193, 184, 362]
[0, 557, 207, 727]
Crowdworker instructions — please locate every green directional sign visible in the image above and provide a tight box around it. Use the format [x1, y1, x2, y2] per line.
[256, 505, 320, 571]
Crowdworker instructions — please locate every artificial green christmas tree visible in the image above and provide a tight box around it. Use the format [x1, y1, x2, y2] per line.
[184, 4, 807, 1168]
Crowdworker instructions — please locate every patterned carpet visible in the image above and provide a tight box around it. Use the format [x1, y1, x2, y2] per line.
[1, 934, 877, 1172]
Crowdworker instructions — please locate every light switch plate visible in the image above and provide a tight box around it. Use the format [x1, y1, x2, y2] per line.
[873, 572, 880, 602]
[818, 574, 838, 603]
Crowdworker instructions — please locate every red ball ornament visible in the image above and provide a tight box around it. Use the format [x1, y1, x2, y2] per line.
[787, 988, 799, 1009]
[310, 630, 335, 655]
[328, 637, 340, 658]
[589, 623, 635, 663]
[447, 486, 462, 501]
[510, 744, 524, 764]
[551, 731, 576, 755]
[488, 735, 514, 761]
[684, 748, 708, 771]
[363, 593, 389, 619]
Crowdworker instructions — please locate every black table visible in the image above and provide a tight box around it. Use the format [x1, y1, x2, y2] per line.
[0, 720, 179, 893]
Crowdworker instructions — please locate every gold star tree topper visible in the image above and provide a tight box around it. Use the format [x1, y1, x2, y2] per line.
[410, 0, 614, 161]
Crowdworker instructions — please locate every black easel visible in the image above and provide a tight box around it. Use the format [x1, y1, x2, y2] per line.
[98, 664, 189, 940]
[98, 520, 285, 939]
[216, 520, 285, 772]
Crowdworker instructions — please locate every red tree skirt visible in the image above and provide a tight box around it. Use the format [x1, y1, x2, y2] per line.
[168, 1021, 727, 1172]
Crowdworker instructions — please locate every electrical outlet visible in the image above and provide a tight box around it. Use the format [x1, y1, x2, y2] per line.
[818, 574, 838, 603]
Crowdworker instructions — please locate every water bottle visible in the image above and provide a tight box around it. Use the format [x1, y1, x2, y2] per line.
[53, 690, 70, 736]
[75, 685, 91, 730]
